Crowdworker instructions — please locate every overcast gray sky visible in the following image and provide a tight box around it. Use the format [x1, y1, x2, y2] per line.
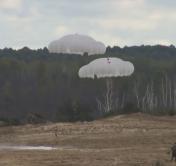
[0, 0, 176, 49]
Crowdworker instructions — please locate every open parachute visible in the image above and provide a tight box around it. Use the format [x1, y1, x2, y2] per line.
[48, 34, 106, 55]
[78, 57, 134, 79]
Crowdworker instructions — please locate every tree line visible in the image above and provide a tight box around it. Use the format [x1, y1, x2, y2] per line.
[0, 45, 176, 125]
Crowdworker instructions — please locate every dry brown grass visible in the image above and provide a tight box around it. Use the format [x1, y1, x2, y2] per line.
[0, 113, 176, 166]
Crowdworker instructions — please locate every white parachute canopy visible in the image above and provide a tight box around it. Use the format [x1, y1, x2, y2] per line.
[78, 57, 134, 79]
[48, 34, 106, 55]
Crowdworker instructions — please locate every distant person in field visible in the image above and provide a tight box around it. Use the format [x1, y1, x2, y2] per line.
[171, 143, 176, 161]
[53, 127, 58, 137]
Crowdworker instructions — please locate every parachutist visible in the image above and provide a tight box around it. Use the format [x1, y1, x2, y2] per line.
[53, 127, 58, 138]
[107, 57, 111, 64]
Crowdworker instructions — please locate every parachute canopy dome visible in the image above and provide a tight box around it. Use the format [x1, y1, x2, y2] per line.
[78, 57, 134, 79]
[48, 34, 106, 55]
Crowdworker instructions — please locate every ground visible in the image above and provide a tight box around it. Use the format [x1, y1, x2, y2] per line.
[0, 113, 176, 166]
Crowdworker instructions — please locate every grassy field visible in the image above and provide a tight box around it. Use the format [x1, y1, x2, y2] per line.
[0, 113, 176, 166]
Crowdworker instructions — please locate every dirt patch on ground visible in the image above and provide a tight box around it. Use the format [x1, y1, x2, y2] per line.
[0, 113, 176, 166]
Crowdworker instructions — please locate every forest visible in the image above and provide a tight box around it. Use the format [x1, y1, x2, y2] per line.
[0, 45, 176, 125]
